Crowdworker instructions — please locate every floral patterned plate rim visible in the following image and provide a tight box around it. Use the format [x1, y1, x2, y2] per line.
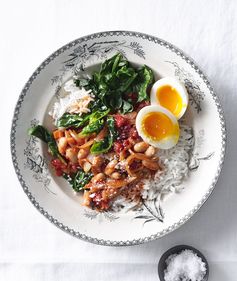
[10, 31, 226, 246]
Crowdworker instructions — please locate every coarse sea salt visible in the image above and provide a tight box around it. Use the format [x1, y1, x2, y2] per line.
[164, 249, 207, 281]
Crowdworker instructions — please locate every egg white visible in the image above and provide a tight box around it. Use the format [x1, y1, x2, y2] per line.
[150, 77, 188, 120]
[136, 105, 180, 149]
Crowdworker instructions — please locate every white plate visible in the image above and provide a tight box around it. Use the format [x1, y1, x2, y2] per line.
[11, 31, 226, 246]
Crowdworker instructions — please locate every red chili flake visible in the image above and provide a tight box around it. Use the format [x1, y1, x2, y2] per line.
[51, 159, 68, 176]
[93, 191, 102, 203]
[100, 201, 110, 210]
[129, 127, 139, 140]
[51, 159, 62, 167]
[70, 164, 80, 173]
[122, 139, 130, 148]
[55, 169, 63, 177]
[118, 124, 132, 140]
[91, 191, 110, 210]
[136, 100, 150, 111]
[114, 115, 128, 128]
[114, 141, 123, 154]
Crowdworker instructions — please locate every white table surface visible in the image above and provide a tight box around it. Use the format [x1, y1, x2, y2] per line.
[1, 0, 236, 280]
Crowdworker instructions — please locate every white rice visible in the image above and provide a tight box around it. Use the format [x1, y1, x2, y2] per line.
[142, 124, 194, 200]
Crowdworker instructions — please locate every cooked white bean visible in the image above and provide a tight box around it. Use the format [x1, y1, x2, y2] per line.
[82, 161, 92, 173]
[92, 156, 104, 166]
[57, 137, 67, 154]
[83, 190, 90, 206]
[92, 173, 105, 183]
[110, 172, 121, 180]
[91, 156, 104, 174]
[145, 146, 156, 157]
[133, 142, 149, 153]
[65, 148, 78, 163]
[104, 159, 118, 175]
[77, 148, 89, 160]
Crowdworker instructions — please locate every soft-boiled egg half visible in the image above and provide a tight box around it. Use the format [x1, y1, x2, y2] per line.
[136, 105, 180, 149]
[150, 77, 188, 120]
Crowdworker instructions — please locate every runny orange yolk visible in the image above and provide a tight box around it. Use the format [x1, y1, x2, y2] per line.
[156, 85, 183, 117]
[142, 111, 178, 141]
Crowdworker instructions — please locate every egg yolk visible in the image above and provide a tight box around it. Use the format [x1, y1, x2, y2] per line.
[156, 85, 183, 117]
[142, 111, 178, 141]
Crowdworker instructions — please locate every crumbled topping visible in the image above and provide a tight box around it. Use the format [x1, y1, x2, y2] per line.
[49, 79, 94, 122]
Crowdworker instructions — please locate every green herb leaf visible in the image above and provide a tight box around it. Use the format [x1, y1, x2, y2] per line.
[57, 107, 110, 130]
[73, 54, 154, 113]
[28, 125, 52, 143]
[134, 65, 154, 102]
[57, 112, 90, 128]
[78, 109, 110, 137]
[107, 115, 117, 140]
[121, 100, 133, 114]
[28, 125, 66, 163]
[90, 116, 117, 154]
[116, 66, 137, 92]
[74, 78, 90, 88]
[63, 170, 93, 192]
[79, 119, 104, 137]
[89, 109, 110, 123]
[109, 94, 123, 110]
[90, 137, 110, 155]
